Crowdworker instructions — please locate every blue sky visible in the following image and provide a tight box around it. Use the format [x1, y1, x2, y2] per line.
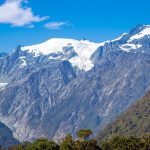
[0, 0, 149, 52]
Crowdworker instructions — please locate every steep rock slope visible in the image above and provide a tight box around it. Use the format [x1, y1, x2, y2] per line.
[50, 51, 150, 140]
[0, 25, 150, 141]
[0, 121, 19, 148]
[0, 52, 8, 58]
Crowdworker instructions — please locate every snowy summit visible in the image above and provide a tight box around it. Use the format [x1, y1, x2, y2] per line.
[21, 25, 150, 71]
[21, 38, 104, 71]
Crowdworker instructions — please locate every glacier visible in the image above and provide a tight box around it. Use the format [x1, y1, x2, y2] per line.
[21, 38, 104, 71]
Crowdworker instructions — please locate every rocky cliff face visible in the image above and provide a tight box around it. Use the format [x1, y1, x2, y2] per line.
[0, 52, 8, 58]
[0, 25, 150, 141]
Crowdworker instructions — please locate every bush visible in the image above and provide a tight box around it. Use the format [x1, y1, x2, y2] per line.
[26, 138, 59, 150]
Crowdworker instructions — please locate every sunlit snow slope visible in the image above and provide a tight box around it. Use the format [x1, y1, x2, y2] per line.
[21, 38, 104, 71]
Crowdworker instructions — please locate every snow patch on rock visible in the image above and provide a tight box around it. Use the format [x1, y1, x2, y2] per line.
[19, 57, 27, 69]
[119, 43, 142, 52]
[0, 83, 8, 90]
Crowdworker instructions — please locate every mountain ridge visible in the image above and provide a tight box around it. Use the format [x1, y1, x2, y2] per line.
[0, 24, 150, 142]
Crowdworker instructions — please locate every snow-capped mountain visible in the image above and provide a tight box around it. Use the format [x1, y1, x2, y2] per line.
[19, 25, 150, 71]
[0, 24, 150, 142]
[21, 38, 104, 71]
[109, 25, 150, 52]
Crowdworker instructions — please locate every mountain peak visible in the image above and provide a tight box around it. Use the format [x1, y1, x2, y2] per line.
[15, 24, 150, 70]
[128, 24, 150, 42]
[21, 38, 103, 71]
[112, 24, 150, 52]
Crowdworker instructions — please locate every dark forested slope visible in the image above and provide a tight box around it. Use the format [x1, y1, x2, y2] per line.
[97, 91, 150, 141]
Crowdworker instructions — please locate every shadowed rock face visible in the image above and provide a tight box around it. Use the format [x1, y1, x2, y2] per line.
[0, 25, 150, 141]
[0, 52, 8, 58]
[0, 121, 19, 148]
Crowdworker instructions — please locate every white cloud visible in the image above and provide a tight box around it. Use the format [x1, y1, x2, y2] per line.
[44, 21, 68, 30]
[0, 0, 49, 27]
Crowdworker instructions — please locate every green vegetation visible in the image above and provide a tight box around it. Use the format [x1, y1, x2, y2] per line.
[101, 135, 150, 150]
[76, 129, 92, 140]
[6, 130, 150, 150]
[97, 91, 150, 142]
[7, 129, 101, 150]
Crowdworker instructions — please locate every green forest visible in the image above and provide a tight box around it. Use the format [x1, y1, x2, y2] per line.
[5, 129, 150, 150]
[97, 91, 150, 142]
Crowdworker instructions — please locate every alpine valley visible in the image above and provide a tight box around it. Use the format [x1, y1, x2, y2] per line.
[0, 24, 150, 144]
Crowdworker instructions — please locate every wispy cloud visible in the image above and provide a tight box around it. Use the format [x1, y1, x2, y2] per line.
[44, 21, 69, 30]
[0, 0, 49, 27]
